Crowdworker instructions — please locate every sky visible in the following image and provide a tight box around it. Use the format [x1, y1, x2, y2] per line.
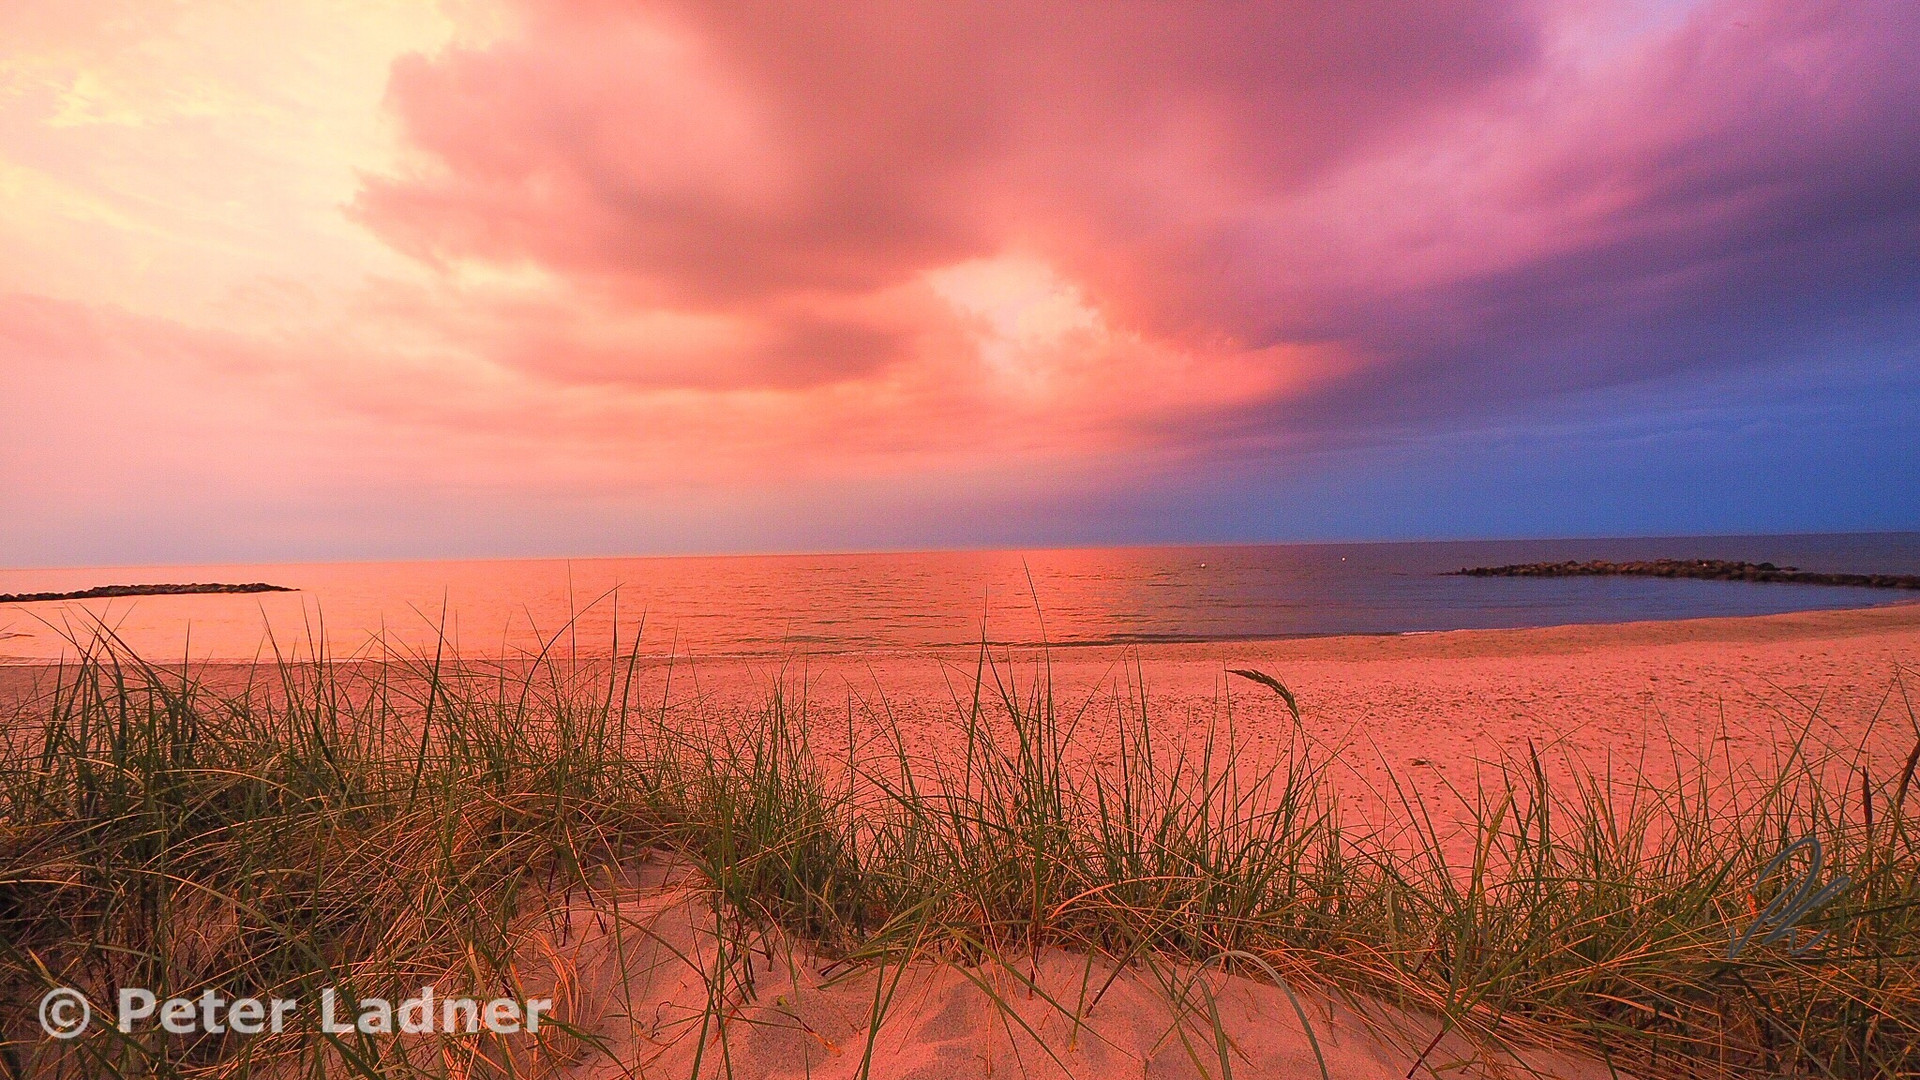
[1, 0, 1916, 566]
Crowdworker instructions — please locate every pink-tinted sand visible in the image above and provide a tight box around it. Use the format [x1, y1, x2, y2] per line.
[649, 601, 1920, 820]
[8, 601, 1917, 811]
[8, 604, 1915, 1077]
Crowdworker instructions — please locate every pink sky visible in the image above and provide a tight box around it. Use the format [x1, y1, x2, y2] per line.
[3, 1, 1916, 563]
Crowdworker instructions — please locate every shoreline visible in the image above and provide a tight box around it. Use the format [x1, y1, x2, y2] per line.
[4, 596, 1916, 667]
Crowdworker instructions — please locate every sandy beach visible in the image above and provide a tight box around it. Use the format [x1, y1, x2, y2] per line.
[566, 600, 1920, 827]
[10, 599, 1918, 800]
[8, 602, 1917, 1078]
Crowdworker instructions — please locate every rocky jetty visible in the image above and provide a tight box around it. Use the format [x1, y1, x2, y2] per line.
[1449, 559, 1920, 589]
[0, 583, 295, 604]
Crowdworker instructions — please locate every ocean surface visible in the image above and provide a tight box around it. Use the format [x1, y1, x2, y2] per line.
[2, 533, 1917, 662]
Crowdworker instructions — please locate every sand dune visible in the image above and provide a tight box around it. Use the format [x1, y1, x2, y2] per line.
[488, 858, 1616, 1080]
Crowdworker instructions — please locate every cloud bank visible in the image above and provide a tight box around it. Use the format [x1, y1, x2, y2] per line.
[2, 0, 1916, 560]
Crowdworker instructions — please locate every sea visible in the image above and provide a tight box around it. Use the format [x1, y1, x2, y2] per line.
[2, 533, 1917, 662]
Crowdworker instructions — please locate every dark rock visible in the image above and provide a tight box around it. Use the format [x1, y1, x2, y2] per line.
[0, 583, 296, 604]
[1446, 560, 1920, 590]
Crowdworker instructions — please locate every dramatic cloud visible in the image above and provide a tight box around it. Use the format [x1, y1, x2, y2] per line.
[353, 0, 1917, 430]
[2, 0, 1916, 561]
[354, 0, 1537, 388]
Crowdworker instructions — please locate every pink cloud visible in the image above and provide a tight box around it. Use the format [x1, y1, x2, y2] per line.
[5, 0, 1915, 562]
[352, 0, 1539, 395]
[353, 0, 1915, 440]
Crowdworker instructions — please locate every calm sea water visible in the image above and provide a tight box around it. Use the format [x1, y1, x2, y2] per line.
[2, 533, 1916, 662]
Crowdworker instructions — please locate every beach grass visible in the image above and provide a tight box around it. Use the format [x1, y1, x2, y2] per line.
[2, 625, 1917, 1079]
